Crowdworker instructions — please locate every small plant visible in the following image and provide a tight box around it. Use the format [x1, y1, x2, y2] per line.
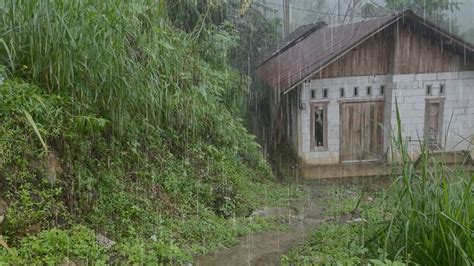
[114, 239, 190, 264]
[282, 222, 369, 265]
[369, 258, 407, 266]
[0, 226, 108, 265]
[2, 180, 69, 241]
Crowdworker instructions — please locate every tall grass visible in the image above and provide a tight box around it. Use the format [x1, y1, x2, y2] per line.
[382, 102, 474, 265]
[0, 0, 276, 255]
[0, 0, 247, 146]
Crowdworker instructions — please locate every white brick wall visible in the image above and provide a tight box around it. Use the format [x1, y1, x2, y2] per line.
[298, 71, 474, 165]
[390, 71, 474, 161]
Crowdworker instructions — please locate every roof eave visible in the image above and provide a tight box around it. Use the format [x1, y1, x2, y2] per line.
[282, 10, 474, 95]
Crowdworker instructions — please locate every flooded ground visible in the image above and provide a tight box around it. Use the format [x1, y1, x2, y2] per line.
[194, 176, 391, 265]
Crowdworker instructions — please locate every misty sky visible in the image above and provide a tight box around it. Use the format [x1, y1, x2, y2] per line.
[264, 0, 474, 33]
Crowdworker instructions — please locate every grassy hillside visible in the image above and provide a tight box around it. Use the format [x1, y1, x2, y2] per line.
[0, 1, 297, 264]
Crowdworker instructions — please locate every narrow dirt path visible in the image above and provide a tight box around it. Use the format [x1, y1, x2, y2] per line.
[193, 181, 334, 266]
[194, 177, 389, 265]
[194, 211, 327, 265]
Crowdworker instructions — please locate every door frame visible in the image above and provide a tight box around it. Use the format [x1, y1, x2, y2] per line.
[338, 98, 385, 163]
[424, 97, 445, 150]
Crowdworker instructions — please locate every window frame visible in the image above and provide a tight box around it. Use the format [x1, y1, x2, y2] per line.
[323, 88, 329, 99]
[340, 87, 345, 98]
[366, 86, 372, 96]
[354, 87, 359, 96]
[310, 102, 329, 151]
[439, 84, 445, 95]
[380, 85, 385, 95]
[426, 85, 432, 96]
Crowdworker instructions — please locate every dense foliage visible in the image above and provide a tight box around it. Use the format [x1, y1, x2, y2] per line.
[0, 0, 296, 264]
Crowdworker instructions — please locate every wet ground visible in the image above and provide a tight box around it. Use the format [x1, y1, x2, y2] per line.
[194, 176, 390, 265]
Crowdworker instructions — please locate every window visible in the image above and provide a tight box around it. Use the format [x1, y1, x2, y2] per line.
[310, 89, 316, 99]
[323, 88, 328, 98]
[354, 87, 359, 96]
[311, 103, 328, 150]
[426, 85, 432, 96]
[366, 86, 372, 96]
[380, 85, 385, 95]
[424, 98, 445, 150]
[439, 84, 445, 95]
[340, 87, 345, 97]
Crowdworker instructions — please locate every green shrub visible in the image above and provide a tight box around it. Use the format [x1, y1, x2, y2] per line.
[282, 222, 369, 265]
[114, 239, 190, 264]
[3, 183, 69, 240]
[0, 226, 108, 265]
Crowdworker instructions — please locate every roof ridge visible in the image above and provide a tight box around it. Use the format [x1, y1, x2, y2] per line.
[327, 13, 399, 28]
[257, 21, 327, 66]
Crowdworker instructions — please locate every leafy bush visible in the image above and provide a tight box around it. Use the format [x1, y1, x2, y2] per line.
[3, 183, 69, 240]
[0, 76, 278, 263]
[0, 226, 108, 265]
[0, 80, 66, 164]
[114, 239, 190, 264]
[282, 222, 368, 265]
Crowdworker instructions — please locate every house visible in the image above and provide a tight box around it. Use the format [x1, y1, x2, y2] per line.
[257, 10, 474, 178]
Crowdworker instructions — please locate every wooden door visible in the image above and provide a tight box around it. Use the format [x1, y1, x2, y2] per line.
[340, 101, 384, 162]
